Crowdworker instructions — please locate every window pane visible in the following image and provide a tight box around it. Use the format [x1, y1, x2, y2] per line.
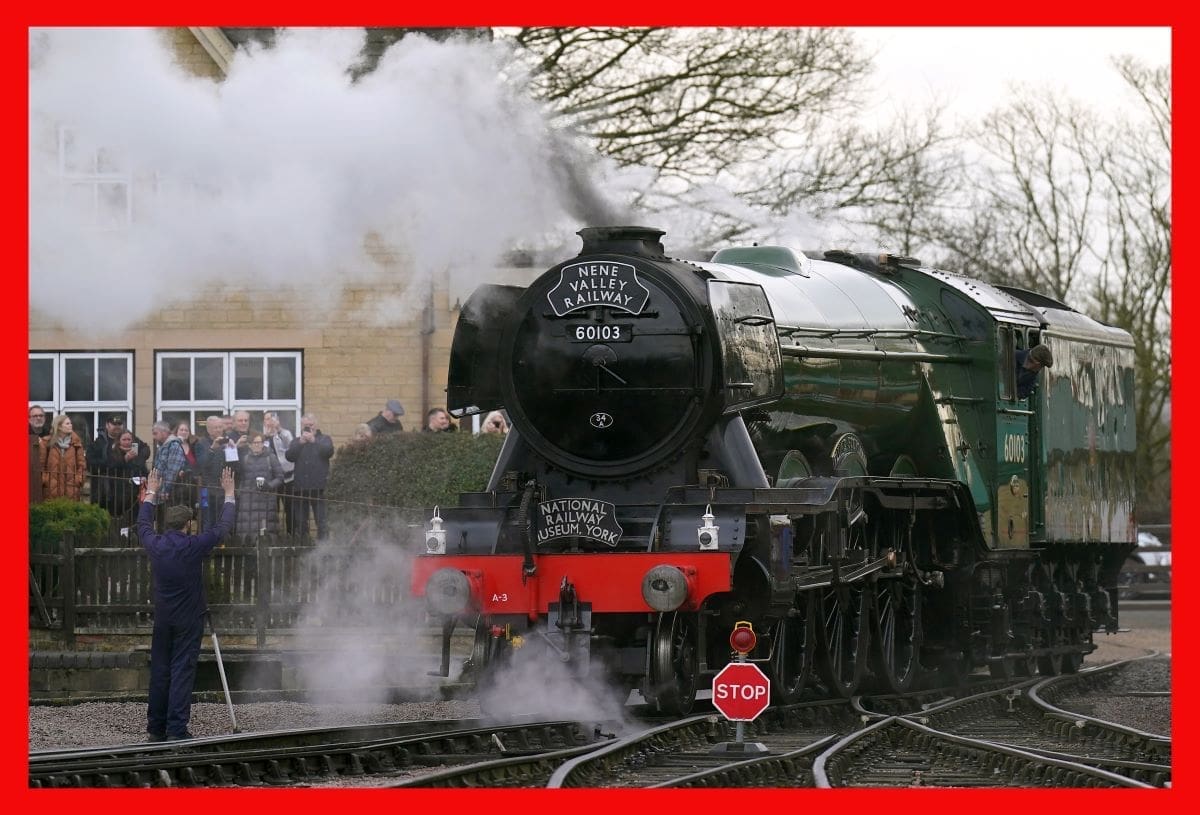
[97, 182, 129, 228]
[64, 358, 95, 401]
[244, 410, 265, 433]
[97, 358, 128, 401]
[161, 358, 191, 401]
[267, 357, 297, 400]
[60, 130, 93, 173]
[66, 182, 94, 212]
[235, 357, 264, 400]
[278, 410, 299, 435]
[66, 412, 93, 443]
[161, 411, 191, 434]
[195, 358, 224, 401]
[29, 358, 54, 401]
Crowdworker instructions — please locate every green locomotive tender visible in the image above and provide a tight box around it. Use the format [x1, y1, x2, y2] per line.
[414, 226, 1136, 711]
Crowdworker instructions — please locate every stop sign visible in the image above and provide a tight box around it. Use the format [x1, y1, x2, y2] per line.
[711, 661, 771, 721]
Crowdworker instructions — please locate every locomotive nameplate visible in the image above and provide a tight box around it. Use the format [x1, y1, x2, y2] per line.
[547, 262, 650, 316]
[536, 498, 624, 546]
[568, 323, 633, 342]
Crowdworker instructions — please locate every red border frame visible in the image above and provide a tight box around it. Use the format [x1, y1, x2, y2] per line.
[9, 11, 1184, 813]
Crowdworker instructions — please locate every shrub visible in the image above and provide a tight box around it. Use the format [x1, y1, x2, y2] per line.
[29, 499, 113, 554]
[325, 431, 505, 538]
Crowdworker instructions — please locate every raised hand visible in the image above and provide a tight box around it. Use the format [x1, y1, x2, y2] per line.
[146, 468, 163, 493]
[220, 466, 236, 497]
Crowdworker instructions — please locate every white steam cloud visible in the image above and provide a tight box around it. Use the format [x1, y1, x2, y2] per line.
[28, 27, 587, 336]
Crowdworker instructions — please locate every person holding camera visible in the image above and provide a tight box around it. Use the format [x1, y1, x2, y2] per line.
[263, 411, 296, 535]
[198, 416, 238, 533]
[236, 433, 283, 537]
[481, 411, 508, 435]
[101, 430, 148, 528]
[87, 414, 148, 510]
[285, 413, 334, 541]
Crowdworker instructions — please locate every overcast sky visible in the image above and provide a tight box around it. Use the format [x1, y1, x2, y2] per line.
[853, 27, 1171, 122]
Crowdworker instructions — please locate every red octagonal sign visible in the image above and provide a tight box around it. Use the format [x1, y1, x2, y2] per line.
[711, 661, 771, 721]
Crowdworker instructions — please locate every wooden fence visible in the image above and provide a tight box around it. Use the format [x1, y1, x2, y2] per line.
[29, 528, 419, 647]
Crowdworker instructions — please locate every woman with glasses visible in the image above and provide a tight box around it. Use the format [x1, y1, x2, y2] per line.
[236, 433, 283, 537]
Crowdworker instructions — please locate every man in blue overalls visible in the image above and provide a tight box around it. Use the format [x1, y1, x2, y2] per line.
[138, 465, 237, 742]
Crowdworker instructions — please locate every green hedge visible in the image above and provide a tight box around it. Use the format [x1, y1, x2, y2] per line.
[325, 431, 505, 536]
[29, 499, 113, 554]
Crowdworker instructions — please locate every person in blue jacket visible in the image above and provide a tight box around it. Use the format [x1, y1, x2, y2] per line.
[137, 465, 237, 742]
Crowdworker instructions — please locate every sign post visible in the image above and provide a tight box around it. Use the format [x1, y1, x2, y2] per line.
[710, 622, 770, 755]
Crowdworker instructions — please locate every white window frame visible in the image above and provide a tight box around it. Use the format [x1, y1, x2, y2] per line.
[29, 351, 135, 440]
[57, 126, 133, 228]
[155, 351, 303, 432]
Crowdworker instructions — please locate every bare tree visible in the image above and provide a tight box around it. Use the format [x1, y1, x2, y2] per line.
[504, 27, 960, 250]
[1090, 58, 1171, 521]
[886, 63, 1171, 521]
[929, 92, 1103, 300]
[760, 109, 964, 255]
[506, 27, 872, 186]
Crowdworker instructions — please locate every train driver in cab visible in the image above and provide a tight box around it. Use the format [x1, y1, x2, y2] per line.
[1015, 343, 1053, 399]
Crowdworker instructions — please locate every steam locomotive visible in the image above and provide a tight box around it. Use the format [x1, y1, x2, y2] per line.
[411, 226, 1136, 712]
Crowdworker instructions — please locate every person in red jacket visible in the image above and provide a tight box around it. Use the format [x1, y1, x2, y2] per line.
[137, 465, 237, 741]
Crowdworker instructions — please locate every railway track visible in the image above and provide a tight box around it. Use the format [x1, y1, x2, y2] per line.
[28, 717, 604, 788]
[30, 656, 1169, 788]
[820, 657, 1169, 787]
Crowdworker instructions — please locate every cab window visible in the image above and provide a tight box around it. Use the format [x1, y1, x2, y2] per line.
[998, 326, 1016, 401]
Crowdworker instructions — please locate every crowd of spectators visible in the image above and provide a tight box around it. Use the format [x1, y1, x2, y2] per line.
[28, 397, 510, 539]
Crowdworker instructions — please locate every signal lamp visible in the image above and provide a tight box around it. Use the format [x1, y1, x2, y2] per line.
[698, 504, 719, 550]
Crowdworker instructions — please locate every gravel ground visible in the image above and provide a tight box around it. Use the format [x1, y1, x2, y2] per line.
[29, 613, 1171, 760]
[29, 699, 481, 752]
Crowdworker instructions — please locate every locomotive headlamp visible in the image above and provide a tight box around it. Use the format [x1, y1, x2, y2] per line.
[641, 564, 692, 612]
[425, 568, 473, 616]
[425, 506, 447, 555]
[698, 504, 719, 550]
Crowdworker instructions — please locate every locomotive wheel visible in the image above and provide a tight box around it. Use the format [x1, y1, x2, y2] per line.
[461, 618, 493, 682]
[648, 611, 699, 715]
[1037, 649, 1064, 676]
[988, 657, 1017, 680]
[888, 455, 919, 477]
[771, 596, 815, 704]
[1012, 652, 1038, 676]
[830, 433, 868, 477]
[870, 577, 921, 693]
[815, 582, 869, 697]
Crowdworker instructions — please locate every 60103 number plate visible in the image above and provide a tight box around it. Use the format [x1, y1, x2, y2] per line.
[569, 324, 633, 343]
